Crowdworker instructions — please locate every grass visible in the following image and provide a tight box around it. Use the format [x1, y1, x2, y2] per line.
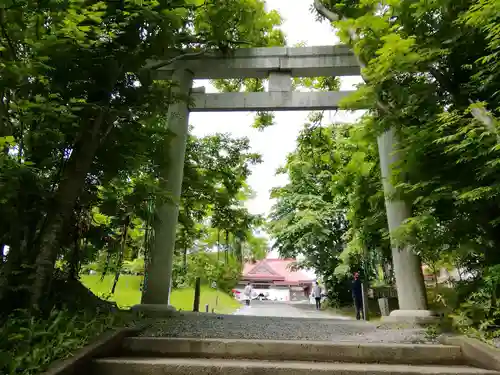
[80, 274, 141, 308]
[80, 274, 241, 314]
[171, 287, 241, 314]
[323, 304, 382, 321]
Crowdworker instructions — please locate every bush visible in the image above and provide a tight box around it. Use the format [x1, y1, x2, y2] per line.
[427, 284, 459, 315]
[324, 274, 355, 308]
[0, 308, 129, 375]
[451, 265, 500, 337]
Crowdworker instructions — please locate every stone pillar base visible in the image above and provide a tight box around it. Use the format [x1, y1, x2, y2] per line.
[380, 309, 439, 326]
[130, 304, 177, 318]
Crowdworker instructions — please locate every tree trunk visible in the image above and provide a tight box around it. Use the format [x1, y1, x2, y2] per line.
[101, 250, 112, 281]
[193, 276, 201, 312]
[30, 112, 108, 310]
[143, 207, 151, 258]
[225, 230, 229, 263]
[111, 215, 130, 295]
[456, 263, 463, 281]
[235, 240, 242, 263]
[216, 229, 220, 262]
[68, 233, 80, 281]
[140, 207, 152, 302]
[182, 244, 188, 274]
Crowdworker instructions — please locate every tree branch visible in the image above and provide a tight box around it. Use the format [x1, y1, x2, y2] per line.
[430, 67, 499, 139]
[313, 0, 390, 114]
[148, 49, 209, 71]
[313, 0, 499, 133]
[314, 0, 340, 22]
[148, 38, 253, 71]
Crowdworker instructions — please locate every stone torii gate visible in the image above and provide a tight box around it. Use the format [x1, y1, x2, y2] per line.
[135, 45, 434, 323]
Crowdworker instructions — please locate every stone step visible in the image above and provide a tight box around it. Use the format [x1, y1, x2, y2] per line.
[120, 337, 464, 366]
[92, 357, 500, 375]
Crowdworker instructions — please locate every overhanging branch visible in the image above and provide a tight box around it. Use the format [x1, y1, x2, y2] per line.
[313, 0, 498, 133]
[313, 0, 340, 22]
[148, 49, 208, 71]
[313, 0, 389, 113]
[147, 39, 253, 71]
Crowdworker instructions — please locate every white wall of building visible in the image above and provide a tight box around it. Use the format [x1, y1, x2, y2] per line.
[267, 287, 290, 301]
[234, 285, 290, 301]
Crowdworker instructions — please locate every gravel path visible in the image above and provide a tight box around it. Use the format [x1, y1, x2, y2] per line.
[140, 302, 438, 344]
[233, 300, 352, 319]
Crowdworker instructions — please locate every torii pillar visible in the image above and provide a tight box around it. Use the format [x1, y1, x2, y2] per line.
[377, 128, 436, 323]
[133, 69, 193, 314]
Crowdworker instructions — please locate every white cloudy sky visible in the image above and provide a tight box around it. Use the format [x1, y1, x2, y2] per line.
[191, 0, 364, 219]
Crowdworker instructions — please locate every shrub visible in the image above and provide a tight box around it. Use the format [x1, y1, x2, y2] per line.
[451, 265, 500, 337]
[0, 308, 128, 375]
[324, 274, 355, 308]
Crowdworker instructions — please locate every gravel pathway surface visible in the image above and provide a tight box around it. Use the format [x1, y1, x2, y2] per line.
[140, 301, 438, 344]
[233, 300, 352, 319]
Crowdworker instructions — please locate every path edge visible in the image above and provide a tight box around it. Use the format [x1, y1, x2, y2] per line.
[440, 335, 500, 371]
[41, 324, 146, 375]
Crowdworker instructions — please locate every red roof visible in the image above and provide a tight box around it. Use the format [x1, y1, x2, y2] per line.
[242, 258, 315, 285]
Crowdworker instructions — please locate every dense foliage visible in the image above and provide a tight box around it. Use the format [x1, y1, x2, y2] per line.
[1, 308, 129, 375]
[0, 0, 280, 317]
[268, 117, 390, 305]
[269, 0, 500, 334]
[0, 1, 279, 372]
[5, 0, 500, 370]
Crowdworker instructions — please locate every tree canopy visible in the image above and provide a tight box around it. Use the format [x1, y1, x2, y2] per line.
[3, 0, 500, 347]
[0, 0, 280, 316]
[267, 0, 500, 330]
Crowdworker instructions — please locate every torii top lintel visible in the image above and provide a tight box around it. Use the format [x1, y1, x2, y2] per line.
[150, 45, 361, 80]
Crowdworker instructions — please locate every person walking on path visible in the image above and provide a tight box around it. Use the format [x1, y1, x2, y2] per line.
[312, 281, 322, 310]
[243, 282, 253, 306]
[352, 272, 364, 320]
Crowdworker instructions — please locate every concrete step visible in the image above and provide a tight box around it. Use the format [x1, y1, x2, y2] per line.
[92, 357, 500, 375]
[120, 337, 464, 366]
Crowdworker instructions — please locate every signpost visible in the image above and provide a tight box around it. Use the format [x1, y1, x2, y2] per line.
[361, 282, 369, 321]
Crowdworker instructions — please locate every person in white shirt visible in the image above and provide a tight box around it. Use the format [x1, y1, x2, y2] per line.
[243, 283, 253, 306]
[312, 281, 322, 310]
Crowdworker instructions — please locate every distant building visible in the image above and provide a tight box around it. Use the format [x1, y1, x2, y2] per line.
[421, 264, 474, 286]
[236, 258, 315, 302]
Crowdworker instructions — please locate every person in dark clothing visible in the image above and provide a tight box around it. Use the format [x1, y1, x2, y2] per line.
[351, 272, 363, 320]
[312, 281, 322, 310]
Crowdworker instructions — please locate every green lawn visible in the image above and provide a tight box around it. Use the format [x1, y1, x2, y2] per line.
[80, 274, 241, 314]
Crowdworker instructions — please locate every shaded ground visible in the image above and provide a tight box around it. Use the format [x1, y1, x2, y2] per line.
[141, 301, 438, 344]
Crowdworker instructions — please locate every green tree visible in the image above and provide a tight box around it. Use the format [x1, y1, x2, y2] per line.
[0, 0, 283, 315]
[176, 132, 263, 270]
[311, 0, 500, 330]
[268, 115, 389, 304]
[315, 0, 500, 268]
